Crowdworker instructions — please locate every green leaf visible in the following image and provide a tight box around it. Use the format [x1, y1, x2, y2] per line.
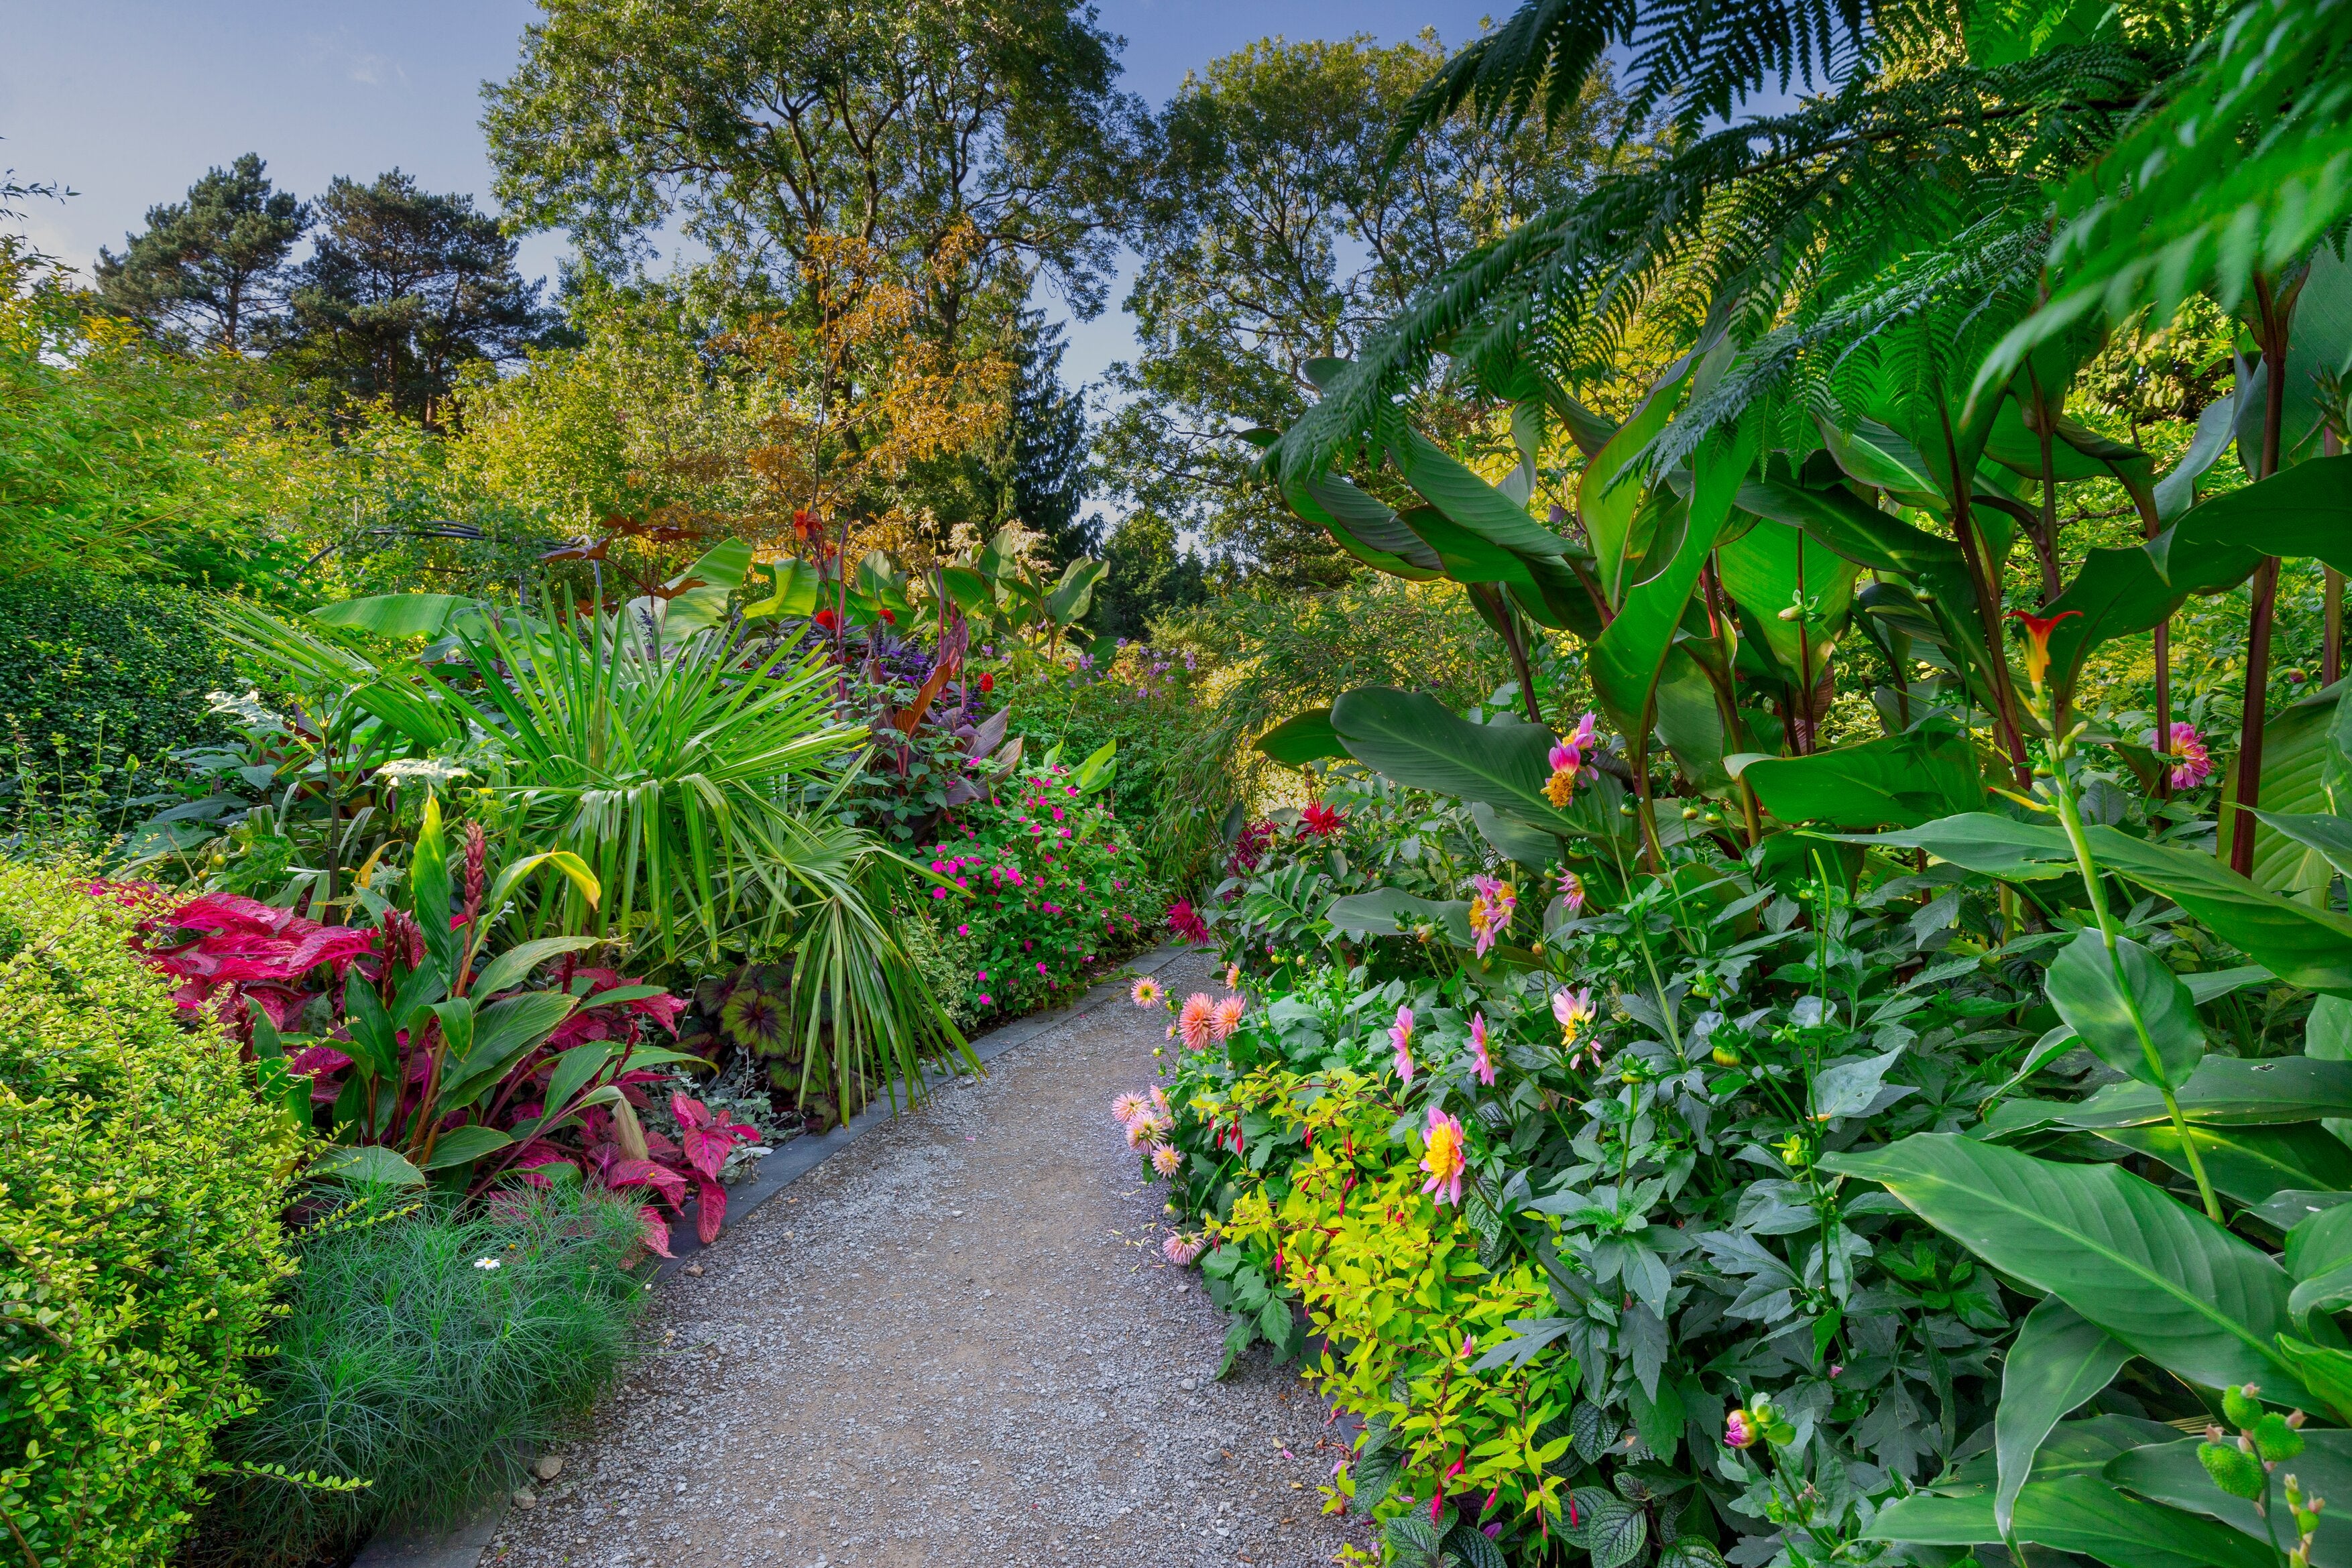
[1324, 888, 1475, 949]
[2103, 1122, 2352, 1207]
[412, 792, 459, 980]
[1996, 1298, 2133, 1534]
[1256, 709, 1348, 766]
[1823, 1134, 2314, 1401]
[540, 1042, 616, 1123]
[1470, 802, 1564, 869]
[1582, 355, 1698, 604]
[1985, 1057, 2352, 1136]
[1736, 719, 1983, 829]
[311, 593, 485, 638]
[2276, 1335, 2352, 1423]
[1868, 1474, 2277, 1568]
[1047, 557, 1107, 625]
[1828, 812, 2078, 878]
[1716, 516, 1859, 682]
[469, 935, 602, 999]
[2106, 1432, 2352, 1565]
[313, 1144, 426, 1187]
[1328, 687, 1578, 835]
[422, 1124, 514, 1171]
[437, 991, 578, 1113]
[1585, 1495, 1648, 1568]
[341, 969, 400, 1082]
[2044, 929, 2204, 1089]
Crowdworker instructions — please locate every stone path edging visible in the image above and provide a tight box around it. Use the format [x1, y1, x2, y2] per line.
[351, 944, 1190, 1568]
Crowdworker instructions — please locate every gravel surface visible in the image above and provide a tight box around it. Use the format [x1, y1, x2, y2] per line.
[484, 951, 1373, 1568]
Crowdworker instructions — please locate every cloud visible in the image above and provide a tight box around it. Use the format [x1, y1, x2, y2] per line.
[303, 32, 408, 88]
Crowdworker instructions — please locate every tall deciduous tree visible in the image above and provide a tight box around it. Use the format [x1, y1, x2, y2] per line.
[482, 0, 1145, 335]
[276, 171, 552, 420]
[1094, 34, 1641, 585]
[94, 154, 306, 353]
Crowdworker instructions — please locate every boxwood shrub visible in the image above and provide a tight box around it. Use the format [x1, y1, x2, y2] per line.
[0, 862, 301, 1567]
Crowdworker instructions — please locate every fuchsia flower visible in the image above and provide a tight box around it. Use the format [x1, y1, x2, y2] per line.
[1389, 1005, 1417, 1085]
[1419, 1105, 1468, 1207]
[1466, 875, 1517, 958]
[2148, 720, 2215, 790]
[1179, 993, 1218, 1051]
[1468, 1012, 1495, 1086]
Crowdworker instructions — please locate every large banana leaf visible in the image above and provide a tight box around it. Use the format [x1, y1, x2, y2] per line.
[312, 593, 487, 638]
[1387, 428, 1571, 561]
[2219, 680, 2346, 895]
[1714, 516, 1857, 684]
[1328, 687, 1580, 836]
[1587, 422, 1757, 745]
[1733, 720, 1982, 829]
[1581, 353, 1699, 604]
[1824, 1134, 2318, 1402]
[1256, 709, 1348, 766]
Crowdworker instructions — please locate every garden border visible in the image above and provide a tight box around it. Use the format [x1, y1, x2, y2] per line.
[350, 943, 1191, 1568]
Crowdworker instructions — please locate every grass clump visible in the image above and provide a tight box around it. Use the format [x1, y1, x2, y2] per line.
[209, 1183, 654, 1564]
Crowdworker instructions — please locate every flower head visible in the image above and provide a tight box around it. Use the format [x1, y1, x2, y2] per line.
[1179, 993, 1218, 1051]
[1724, 1408, 1755, 1449]
[1419, 1105, 1467, 1207]
[1151, 1144, 1183, 1177]
[1163, 1231, 1206, 1267]
[1557, 869, 1586, 918]
[978, 671, 994, 695]
[1131, 976, 1166, 1008]
[2148, 720, 2215, 790]
[2007, 608, 2081, 693]
[1301, 800, 1344, 837]
[1468, 1012, 1495, 1086]
[813, 607, 842, 635]
[1225, 963, 1241, 989]
[1389, 1005, 1417, 1085]
[1553, 986, 1598, 1066]
[1210, 994, 1247, 1040]
[1167, 900, 1210, 944]
[1112, 1092, 1150, 1127]
[1466, 875, 1517, 958]
[472, 1256, 502, 1270]
[1545, 718, 1596, 807]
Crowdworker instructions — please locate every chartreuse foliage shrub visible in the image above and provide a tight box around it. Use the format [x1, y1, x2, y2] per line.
[0, 860, 302, 1568]
[211, 1185, 652, 1563]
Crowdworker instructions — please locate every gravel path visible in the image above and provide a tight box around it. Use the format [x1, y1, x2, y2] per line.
[484, 951, 1372, 1568]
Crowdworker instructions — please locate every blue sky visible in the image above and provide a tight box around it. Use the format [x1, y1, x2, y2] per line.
[1, 0, 1497, 387]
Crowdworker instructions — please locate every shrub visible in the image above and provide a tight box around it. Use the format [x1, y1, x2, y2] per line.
[0, 861, 302, 1568]
[209, 1185, 654, 1563]
[0, 570, 233, 801]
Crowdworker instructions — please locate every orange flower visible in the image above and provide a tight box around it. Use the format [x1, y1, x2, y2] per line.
[2007, 609, 2080, 693]
[1179, 992, 1218, 1050]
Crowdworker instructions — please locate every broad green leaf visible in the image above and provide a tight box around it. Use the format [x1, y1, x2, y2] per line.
[1995, 1298, 2133, 1534]
[2153, 394, 2239, 520]
[542, 1042, 616, 1121]
[2044, 929, 2204, 1089]
[2312, 996, 2352, 1059]
[312, 593, 485, 638]
[341, 969, 400, 1082]
[470, 936, 602, 1000]
[2101, 1122, 2352, 1205]
[1985, 1057, 2352, 1136]
[422, 1124, 514, 1171]
[1868, 1475, 2276, 1568]
[1328, 688, 1578, 836]
[438, 991, 578, 1113]
[2249, 810, 2352, 884]
[2107, 1433, 2352, 1567]
[1589, 420, 1757, 743]
[2221, 682, 2346, 896]
[1072, 739, 1118, 792]
[1256, 709, 1348, 766]
[1828, 812, 2077, 878]
[1470, 803, 1564, 869]
[1734, 720, 1983, 829]
[1582, 355, 1698, 604]
[1288, 473, 1445, 580]
[481, 849, 603, 917]
[1047, 558, 1107, 625]
[1324, 888, 1476, 949]
[1390, 429, 1570, 562]
[2276, 1335, 2352, 1423]
[744, 556, 827, 619]
[1823, 1134, 2315, 1400]
[313, 1144, 426, 1187]
[1716, 517, 1858, 683]
[413, 792, 459, 980]
[1399, 506, 1553, 599]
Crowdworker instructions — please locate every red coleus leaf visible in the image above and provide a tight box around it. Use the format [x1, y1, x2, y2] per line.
[693, 1173, 727, 1246]
[286, 1044, 353, 1078]
[636, 1205, 675, 1259]
[670, 1091, 711, 1130]
[607, 1158, 688, 1208]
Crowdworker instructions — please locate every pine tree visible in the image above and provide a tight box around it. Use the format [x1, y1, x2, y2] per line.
[93, 154, 306, 352]
[1006, 310, 1094, 565]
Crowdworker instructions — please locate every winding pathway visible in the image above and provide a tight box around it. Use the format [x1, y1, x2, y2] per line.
[481, 949, 1371, 1568]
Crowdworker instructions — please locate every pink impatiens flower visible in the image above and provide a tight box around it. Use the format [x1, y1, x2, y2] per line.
[1389, 1005, 1417, 1085]
[1468, 1011, 1495, 1086]
[2148, 720, 2215, 790]
[1179, 992, 1218, 1051]
[1419, 1105, 1466, 1207]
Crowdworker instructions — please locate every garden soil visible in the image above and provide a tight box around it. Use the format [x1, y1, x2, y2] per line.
[483, 951, 1376, 1568]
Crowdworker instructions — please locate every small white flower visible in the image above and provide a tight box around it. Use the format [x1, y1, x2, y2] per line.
[375, 758, 472, 786]
[472, 1256, 502, 1270]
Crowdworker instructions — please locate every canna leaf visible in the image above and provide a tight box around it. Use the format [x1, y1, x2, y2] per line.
[1994, 1298, 2133, 1534]
[1735, 720, 1983, 829]
[1256, 709, 1348, 766]
[1869, 1473, 2276, 1568]
[2101, 1122, 2352, 1207]
[2042, 930, 2204, 1089]
[469, 936, 603, 1000]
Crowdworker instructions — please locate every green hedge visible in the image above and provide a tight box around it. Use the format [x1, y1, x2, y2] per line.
[0, 861, 302, 1567]
[0, 574, 233, 793]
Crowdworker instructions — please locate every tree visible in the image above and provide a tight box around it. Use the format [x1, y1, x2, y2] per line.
[93, 154, 306, 353]
[1004, 310, 1094, 564]
[1093, 34, 1642, 585]
[483, 0, 1144, 336]
[276, 171, 550, 420]
[1095, 511, 1207, 638]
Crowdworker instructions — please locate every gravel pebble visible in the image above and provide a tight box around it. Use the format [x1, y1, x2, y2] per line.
[484, 953, 1371, 1567]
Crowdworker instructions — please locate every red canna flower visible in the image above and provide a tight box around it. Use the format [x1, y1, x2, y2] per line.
[2007, 609, 2080, 692]
[878, 607, 896, 624]
[979, 672, 994, 694]
[813, 607, 841, 634]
